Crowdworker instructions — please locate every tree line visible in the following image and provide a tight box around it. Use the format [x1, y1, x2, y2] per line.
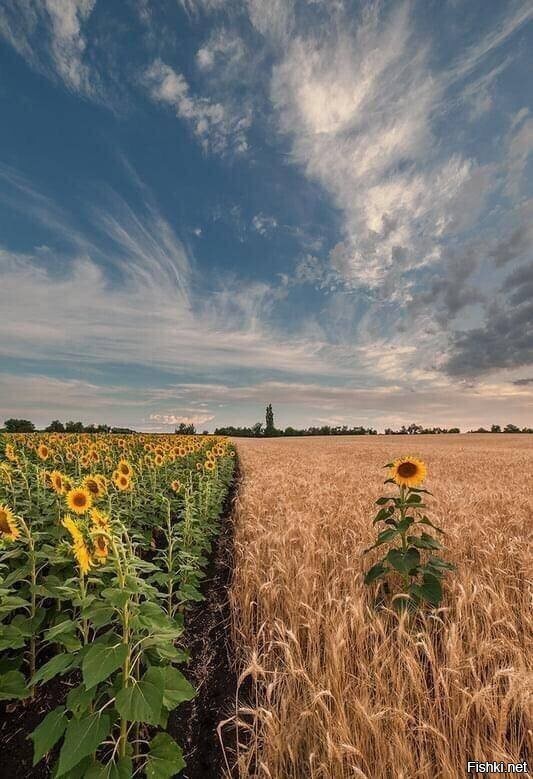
[1, 419, 136, 434]
[2, 412, 532, 436]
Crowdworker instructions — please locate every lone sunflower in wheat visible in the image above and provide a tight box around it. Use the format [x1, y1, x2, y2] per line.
[389, 456, 427, 488]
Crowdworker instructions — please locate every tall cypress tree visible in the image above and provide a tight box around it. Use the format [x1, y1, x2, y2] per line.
[265, 403, 275, 436]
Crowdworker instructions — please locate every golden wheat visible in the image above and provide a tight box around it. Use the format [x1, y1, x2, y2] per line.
[227, 435, 533, 779]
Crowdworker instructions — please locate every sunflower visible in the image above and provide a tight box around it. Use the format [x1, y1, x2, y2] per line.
[114, 473, 131, 491]
[73, 538, 92, 575]
[92, 534, 108, 561]
[170, 479, 181, 493]
[389, 456, 427, 488]
[154, 455, 164, 467]
[37, 444, 50, 461]
[65, 487, 93, 515]
[50, 470, 66, 494]
[90, 507, 109, 531]
[204, 459, 215, 472]
[62, 514, 83, 542]
[83, 475, 105, 498]
[0, 504, 20, 542]
[5, 444, 17, 462]
[117, 459, 133, 477]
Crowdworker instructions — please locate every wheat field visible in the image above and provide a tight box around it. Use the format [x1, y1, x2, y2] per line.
[226, 435, 532, 778]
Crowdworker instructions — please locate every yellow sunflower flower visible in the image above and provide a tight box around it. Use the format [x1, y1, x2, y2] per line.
[92, 534, 109, 561]
[170, 479, 181, 493]
[389, 456, 427, 488]
[117, 459, 133, 477]
[73, 538, 92, 575]
[65, 487, 93, 515]
[0, 504, 20, 542]
[114, 473, 131, 492]
[90, 507, 109, 531]
[62, 514, 83, 544]
[37, 443, 51, 461]
[50, 470, 66, 494]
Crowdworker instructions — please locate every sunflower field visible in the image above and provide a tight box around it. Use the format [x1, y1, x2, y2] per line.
[0, 432, 236, 778]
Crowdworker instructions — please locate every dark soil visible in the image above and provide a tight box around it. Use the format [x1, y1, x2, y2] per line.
[0, 671, 76, 778]
[0, 463, 241, 779]
[171, 463, 241, 779]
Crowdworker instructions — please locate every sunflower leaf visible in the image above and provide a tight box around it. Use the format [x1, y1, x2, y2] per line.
[30, 706, 67, 766]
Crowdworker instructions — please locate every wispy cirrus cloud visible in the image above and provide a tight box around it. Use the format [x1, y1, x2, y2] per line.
[0, 0, 99, 96]
[144, 59, 252, 155]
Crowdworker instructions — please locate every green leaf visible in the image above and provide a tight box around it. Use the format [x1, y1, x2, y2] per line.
[386, 547, 420, 575]
[145, 733, 185, 779]
[66, 684, 95, 718]
[147, 666, 196, 710]
[0, 669, 29, 701]
[426, 556, 455, 571]
[101, 589, 130, 609]
[396, 517, 414, 532]
[407, 532, 442, 550]
[417, 516, 444, 534]
[45, 620, 78, 642]
[411, 573, 443, 606]
[30, 706, 67, 766]
[364, 562, 389, 585]
[0, 622, 27, 651]
[32, 653, 77, 686]
[82, 637, 128, 690]
[405, 493, 422, 503]
[56, 713, 111, 776]
[375, 496, 393, 505]
[115, 673, 163, 725]
[83, 757, 133, 779]
[373, 507, 395, 524]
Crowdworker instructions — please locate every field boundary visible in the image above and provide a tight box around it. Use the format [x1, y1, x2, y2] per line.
[171, 458, 242, 778]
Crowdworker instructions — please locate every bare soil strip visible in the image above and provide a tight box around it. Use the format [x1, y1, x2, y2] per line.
[171, 463, 241, 779]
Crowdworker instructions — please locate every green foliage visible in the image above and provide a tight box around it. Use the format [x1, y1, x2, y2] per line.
[363, 465, 455, 613]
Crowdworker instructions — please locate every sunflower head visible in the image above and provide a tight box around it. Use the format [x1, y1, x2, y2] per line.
[170, 479, 181, 493]
[114, 473, 131, 491]
[62, 514, 83, 544]
[0, 504, 20, 542]
[37, 444, 50, 461]
[50, 470, 66, 494]
[83, 475, 106, 498]
[92, 534, 109, 561]
[117, 459, 133, 477]
[389, 456, 427, 488]
[66, 487, 93, 515]
[73, 538, 92, 575]
[90, 507, 109, 531]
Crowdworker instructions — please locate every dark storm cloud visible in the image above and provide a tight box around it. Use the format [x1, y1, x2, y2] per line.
[488, 215, 533, 267]
[445, 296, 533, 376]
[418, 247, 484, 326]
[513, 377, 533, 385]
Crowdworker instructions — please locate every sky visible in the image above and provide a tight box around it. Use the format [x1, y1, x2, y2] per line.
[0, 0, 532, 433]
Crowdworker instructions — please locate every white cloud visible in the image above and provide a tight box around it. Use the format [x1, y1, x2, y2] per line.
[251, 212, 278, 236]
[0, 0, 98, 96]
[144, 59, 252, 155]
[148, 413, 215, 426]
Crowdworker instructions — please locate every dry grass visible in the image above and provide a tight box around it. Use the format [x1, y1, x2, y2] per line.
[226, 435, 532, 778]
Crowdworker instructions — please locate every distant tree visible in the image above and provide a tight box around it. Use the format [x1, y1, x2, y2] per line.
[202, 430, 209, 436]
[65, 421, 84, 433]
[46, 420, 65, 432]
[504, 423, 520, 433]
[175, 422, 196, 435]
[252, 422, 263, 437]
[4, 418, 35, 433]
[111, 427, 136, 434]
[265, 404, 275, 437]
[491, 424, 501, 433]
[448, 427, 461, 434]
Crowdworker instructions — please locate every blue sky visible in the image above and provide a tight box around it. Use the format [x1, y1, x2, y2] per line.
[0, 0, 532, 432]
